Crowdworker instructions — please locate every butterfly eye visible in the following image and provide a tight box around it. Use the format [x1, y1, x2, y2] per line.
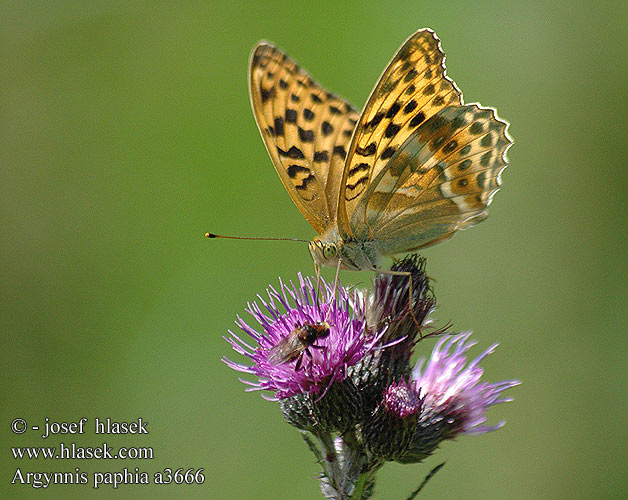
[323, 244, 337, 260]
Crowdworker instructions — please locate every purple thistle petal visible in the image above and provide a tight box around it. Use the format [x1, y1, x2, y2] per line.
[224, 273, 382, 400]
[411, 332, 520, 435]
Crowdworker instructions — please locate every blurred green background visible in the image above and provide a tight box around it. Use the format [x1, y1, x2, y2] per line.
[2, 1, 627, 498]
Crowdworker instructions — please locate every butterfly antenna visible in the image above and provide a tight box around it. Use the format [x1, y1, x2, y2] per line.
[205, 232, 308, 243]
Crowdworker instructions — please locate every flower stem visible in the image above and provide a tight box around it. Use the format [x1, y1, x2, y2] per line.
[316, 430, 344, 499]
[350, 460, 381, 500]
[315, 430, 378, 500]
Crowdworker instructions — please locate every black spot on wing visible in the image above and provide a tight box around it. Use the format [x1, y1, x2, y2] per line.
[287, 164, 310, 178]
[277, 146, 305, 159]
[285, 109, 297, 124]
[409, 111, 426, 128]
[480, 151, 492, 166]
[333, 145, 347, 159]
[356, 142, 376, 156]
[367, 112, 384, 129]
[295, 174, 316, 191]
[260, 86, 275, 102]
[458, 159, 472, 171]
[404, 68, 418, 82]
[398, 46, 413, 61]
[432, 95, 445, 106]
[298, 128, 314, 143]
[470, 122, 484, 136]
[321, 121, 333, 136]
[442, 140, 457, 155]
[403, 100, 417, 114]
[303, 108, 315, 121]
[381, 146, 397, 160]
[385, 123, 401, 138]
[346, 176, 368, 193]
[349, 163, 370, 176]
[386, 102, 401, 119]
[313, 151, 329, 162]
[380, 77, 400, 95]
[451, 115, 468, 131]
[274, 117, 284, 136]
[476, 171, 486, 187]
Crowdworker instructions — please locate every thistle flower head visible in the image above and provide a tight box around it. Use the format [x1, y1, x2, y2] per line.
[363, 380, 423, 460]
[412, 332, 520, 435]
[398, 333, 520, 463]
[223, 274, 381, 400]
[382, 380, 423, 419]
[368, 254, 435, 345]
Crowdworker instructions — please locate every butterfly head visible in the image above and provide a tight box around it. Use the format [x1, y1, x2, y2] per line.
[308, 239, 339, 268]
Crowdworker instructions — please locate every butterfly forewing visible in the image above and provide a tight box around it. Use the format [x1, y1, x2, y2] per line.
[336, 29, 463, 238]
[249, 43, 360, 234]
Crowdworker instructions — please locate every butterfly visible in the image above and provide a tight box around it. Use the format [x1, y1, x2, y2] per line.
[205, 28, 512, 292]
[246, 29, 512, 278]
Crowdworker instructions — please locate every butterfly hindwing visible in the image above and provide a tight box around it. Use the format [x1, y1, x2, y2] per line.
[249, 43, 360, 234]
[351, 104, 512, 254]
[336, 29, 463, 237]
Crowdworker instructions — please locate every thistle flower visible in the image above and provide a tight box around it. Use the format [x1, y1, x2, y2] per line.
[223, 274, 384, 430]
[363, 380, 423, 461]
[398, 332, 521, 463]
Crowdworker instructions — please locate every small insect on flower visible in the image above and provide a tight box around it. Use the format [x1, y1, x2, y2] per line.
[268, 321, 331, 371]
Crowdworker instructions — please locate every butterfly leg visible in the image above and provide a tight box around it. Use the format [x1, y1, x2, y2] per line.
[313, 260, 324, 303]
[368, 266, 423, 339]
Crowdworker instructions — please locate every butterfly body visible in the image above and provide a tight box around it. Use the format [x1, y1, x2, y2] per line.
[309, 233, 379, 272]
[249, 29, 512, 271]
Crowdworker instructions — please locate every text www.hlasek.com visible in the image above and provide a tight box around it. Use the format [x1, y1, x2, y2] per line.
[12, 443, 153, 460]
